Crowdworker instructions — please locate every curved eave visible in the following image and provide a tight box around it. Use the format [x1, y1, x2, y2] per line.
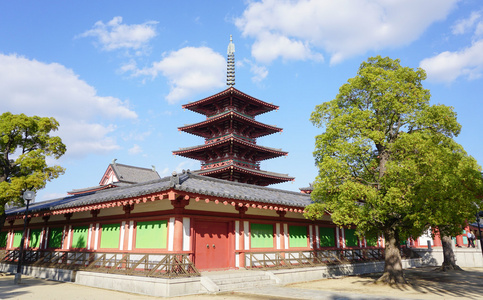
[178, 111, 282, 138]
[198, 164, 294, 182]
[173, 136, 288, 161]
[6, 173, 307, 217]
[182, 87, 279, 116]
[67, 184, 118, 195]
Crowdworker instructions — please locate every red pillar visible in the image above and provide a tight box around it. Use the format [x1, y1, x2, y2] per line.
[173, 217, 184, 252]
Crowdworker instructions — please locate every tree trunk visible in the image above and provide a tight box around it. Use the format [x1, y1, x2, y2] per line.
[377, 228, 407, 284]
[438, 235, 462, 271]
[0, 212, 6, 234]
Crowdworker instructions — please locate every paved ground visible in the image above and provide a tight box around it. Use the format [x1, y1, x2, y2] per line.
[0, 267, 482, 300]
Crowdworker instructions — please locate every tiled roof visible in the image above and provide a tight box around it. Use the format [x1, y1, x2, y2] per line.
[173, 136, 287, 161]
[178, 111, 282, 138]
[6, 172, 311, 216]
[194, 164, 294, 180]
[182, 87, 279, 115]
[112, 163, 161, 184]
[174, 172, 308, 207]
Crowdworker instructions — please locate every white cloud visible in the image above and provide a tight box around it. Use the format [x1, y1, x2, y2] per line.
[128, 144, 143, 155]
[79, 16, 157, 53]
[452, 11, 481, 35]
[130, 47, 225, 103]
[241, 58, 269, 82]
[251, 32, 323, 64]
[420, 10, 483, 83]
[420, 40, 483, 82]
[235, 0, 458, 64]
[0, 53, 137, 157]
[476, 22, 483, 36]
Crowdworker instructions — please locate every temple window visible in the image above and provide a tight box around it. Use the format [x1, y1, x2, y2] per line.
[319, 227, 335, 247]
[72, 226, 89, 248]
[135, 220, 168, 249]
[100, 223, 120, 249]
[250, 223, 273, 248]
[289, 225, 308, 248]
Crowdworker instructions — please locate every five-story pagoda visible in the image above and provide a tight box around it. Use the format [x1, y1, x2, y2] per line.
[173, 36, 294, 186]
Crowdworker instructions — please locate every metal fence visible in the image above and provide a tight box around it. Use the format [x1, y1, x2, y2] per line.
[0, 250, 200, 278]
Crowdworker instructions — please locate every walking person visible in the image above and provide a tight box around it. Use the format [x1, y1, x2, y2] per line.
[467, 230, 475, 248]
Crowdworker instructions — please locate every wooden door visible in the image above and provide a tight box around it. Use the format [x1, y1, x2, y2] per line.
[194, 221, 230, 270]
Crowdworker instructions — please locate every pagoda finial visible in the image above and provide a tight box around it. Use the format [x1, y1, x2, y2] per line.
[227, 35, 235, 87]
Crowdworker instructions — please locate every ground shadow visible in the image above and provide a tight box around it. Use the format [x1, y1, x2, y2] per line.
[0, 272, 66, 299]
[343, 267, 483, 299]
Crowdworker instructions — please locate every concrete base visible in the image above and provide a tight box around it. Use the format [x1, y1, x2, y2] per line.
[268, 258, 423, 284]
[0, 253, 477, 297]
[75, 271, 203, 298]
[0, 263, 75, 282]
[412, 246, 483, 268]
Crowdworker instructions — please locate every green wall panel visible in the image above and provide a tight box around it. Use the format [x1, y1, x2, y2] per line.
[100, 223, 120, 249]
[72, 226, 89, 248]
[0, 232, 7, 248]
[29, 229, 42, 248]
[49, 227, 63, 249]
[251, 223, 273, 248]
[135, 220, 167, 249]
[319, 227, 335, 247]
[345, 229, 358, 247]
[13, 231, 23, 248]
[289, 225, 307, 248]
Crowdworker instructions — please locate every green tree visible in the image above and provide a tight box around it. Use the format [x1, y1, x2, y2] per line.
[305, 56, 482, 283]
[0, 112, 66, 218]
[405, 140, 482, 271]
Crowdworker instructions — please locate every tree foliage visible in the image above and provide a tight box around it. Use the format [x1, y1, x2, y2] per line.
[305, 56, 483, 283]
[0, 112, 66, 213]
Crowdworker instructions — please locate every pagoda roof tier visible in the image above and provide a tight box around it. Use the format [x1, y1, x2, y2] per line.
[178, 110, 282, 139]
[182, 87, 279, 117]
[173, 134, 288, 162]
[193, 161, 294, 186]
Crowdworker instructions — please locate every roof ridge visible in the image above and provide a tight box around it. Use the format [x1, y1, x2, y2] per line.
[113, 163, 157, 171]
[185, 172, 306, 197]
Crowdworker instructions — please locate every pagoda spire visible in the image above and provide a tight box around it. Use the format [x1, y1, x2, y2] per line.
[227, 35, 235, 86]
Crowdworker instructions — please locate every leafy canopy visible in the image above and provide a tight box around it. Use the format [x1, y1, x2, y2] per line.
[0, 112, 66, 212]
[305, 56, 482, 240]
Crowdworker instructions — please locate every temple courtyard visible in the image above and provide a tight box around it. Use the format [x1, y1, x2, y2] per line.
[0, 267, 482, 300]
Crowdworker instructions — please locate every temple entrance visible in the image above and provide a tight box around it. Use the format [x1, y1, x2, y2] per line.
[194, 220, 230, 270]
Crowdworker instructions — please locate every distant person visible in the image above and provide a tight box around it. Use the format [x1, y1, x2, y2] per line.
[467, 231, 475, 248]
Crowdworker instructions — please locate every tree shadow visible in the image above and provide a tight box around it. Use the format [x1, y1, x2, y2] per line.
[353, 267, 483, 299]
[0, 272, 66, 299]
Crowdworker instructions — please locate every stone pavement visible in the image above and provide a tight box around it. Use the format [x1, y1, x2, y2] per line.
[0, 267, 482, 300]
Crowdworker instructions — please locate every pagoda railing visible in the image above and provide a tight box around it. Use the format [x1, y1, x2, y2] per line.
[202, 159, 260, 170]
[0, 250, 199, 278]
[205, 133, 255, 145]
[207, 108, 255, 120]
[244, 247, 415, 270]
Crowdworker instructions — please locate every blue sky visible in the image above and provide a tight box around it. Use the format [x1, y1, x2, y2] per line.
[1, 0, 482, 201]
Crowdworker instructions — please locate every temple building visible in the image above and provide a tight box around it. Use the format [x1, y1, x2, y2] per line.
[1, 37, 350, 274]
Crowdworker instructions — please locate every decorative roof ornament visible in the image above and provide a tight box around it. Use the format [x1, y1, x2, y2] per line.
[227, 35, 235, 86]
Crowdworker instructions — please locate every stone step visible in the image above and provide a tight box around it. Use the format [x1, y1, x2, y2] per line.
[216, 279, 277, 292]
[201, 271, 277, 292]
[211, 274, 271, 285]
[203, 271, 264, 280]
